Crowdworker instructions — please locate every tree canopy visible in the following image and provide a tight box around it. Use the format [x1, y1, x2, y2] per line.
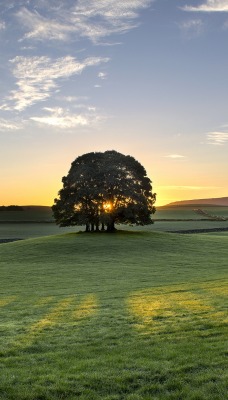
[52, 150, 156, 232]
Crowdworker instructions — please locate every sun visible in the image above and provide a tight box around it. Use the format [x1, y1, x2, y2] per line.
[103, 202, 112, 211]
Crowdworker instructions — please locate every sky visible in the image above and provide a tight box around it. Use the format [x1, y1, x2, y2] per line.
[0, 0, 228, 207]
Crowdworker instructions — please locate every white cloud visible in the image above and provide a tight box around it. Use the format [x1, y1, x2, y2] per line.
[17, 8, 72, 42]
[71, 0, 153, 43]
[164, 154, 186, 158]
[0, 104, 11, 111]
[16, 1, 154, 43]
[182, 0, 228, 12]
[61, 96, 82, 103]
[6, 55, 109, 111]
[98, 72, 107, 79]
[0, 118, 21, 131]
[179, 19, 204, 36]
[0, 21, 6, 30]
[30, 106, 104, 128]
[207, 131, 228, 144]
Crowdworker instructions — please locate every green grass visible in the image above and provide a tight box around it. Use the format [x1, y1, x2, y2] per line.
[1, 219, 228, 240]
[0, 231, 227, 399]
[155, 206, 228, 220]
[0, 222, 80, 239]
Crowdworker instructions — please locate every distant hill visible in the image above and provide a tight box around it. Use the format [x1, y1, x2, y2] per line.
[162, 197, 228, 207]
[22, 206, 52, 211]
[0, 205, 52, 211]
[0, 205, 23, 211]
[0, 205, 53, 222]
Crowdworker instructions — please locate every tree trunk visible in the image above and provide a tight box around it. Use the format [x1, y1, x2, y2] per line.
[107, 220, 115, 232]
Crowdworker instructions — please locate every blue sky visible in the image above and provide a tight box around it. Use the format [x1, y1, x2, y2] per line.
[0, 0, 228, 206]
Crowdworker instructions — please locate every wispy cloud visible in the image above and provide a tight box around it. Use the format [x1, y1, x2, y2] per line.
[5, 55, 109, 111]
[0, 118, 22, 131]
[71, 0, 153, 43]
[207, 131, 228, 144]
[17, 8, 73, 42]
[182, 0, 228, 12]
[30, 106, 104, 129]
[0, 21, 6, 30]
[164, 154, 186, 159]
[98, 72, 107, 79]
[59, 96, 88, 103]
[179, 19, 204, 36]
[160, 185, 220, 190]
[16, 0, 154, 44]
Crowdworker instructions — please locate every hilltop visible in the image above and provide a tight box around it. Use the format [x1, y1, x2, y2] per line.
[161, 196, 228, 207]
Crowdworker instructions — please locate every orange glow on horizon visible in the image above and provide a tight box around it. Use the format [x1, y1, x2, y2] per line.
[1, 187, 227, 208]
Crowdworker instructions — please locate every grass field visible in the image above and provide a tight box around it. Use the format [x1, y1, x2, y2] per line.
[154, 206, 228, 220]
[0, 222, 80, 240]
[0, 230, 227, 399]
[1, 219, 228, 240]
[1, 205, 228, 223]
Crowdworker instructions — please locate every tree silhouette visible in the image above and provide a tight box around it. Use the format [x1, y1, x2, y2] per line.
[52, 150, 156, 232]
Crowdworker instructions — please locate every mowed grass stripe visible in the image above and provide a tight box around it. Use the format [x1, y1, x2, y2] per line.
[127, 281, 227, 336]
[72, 294, 98, 321]
[0, 296, 17, 308]
[4, 295, 99, 354]
[11, 296, 75, 351]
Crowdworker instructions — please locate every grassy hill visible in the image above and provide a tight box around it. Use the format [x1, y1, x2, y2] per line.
[0, 231, 227, 399]
[165, 196, 228, 207]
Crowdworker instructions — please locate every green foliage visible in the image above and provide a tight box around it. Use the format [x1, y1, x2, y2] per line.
[0, 232, 227, 399]
[52, 150, 156, 231]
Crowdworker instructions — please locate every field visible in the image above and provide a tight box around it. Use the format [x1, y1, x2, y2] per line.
[1, 205, 228, 240]
[154, 206, 228, 220]
[0, 229, 227, 399]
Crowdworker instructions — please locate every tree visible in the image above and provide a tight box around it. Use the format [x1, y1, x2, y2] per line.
[52, 150, 156, 232]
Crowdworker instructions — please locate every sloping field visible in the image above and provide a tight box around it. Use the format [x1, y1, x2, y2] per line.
[166, 197, 228, 207]
[0, 222, 80, 240]
[155, 206, 228, 220]
[0, 231, 227, 399]
[1, 220, 228, 240]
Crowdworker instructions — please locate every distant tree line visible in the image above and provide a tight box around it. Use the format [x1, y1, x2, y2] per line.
[0, 205, 24, 211]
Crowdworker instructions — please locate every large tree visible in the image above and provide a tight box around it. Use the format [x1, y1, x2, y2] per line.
[52, 150, 156, 232]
